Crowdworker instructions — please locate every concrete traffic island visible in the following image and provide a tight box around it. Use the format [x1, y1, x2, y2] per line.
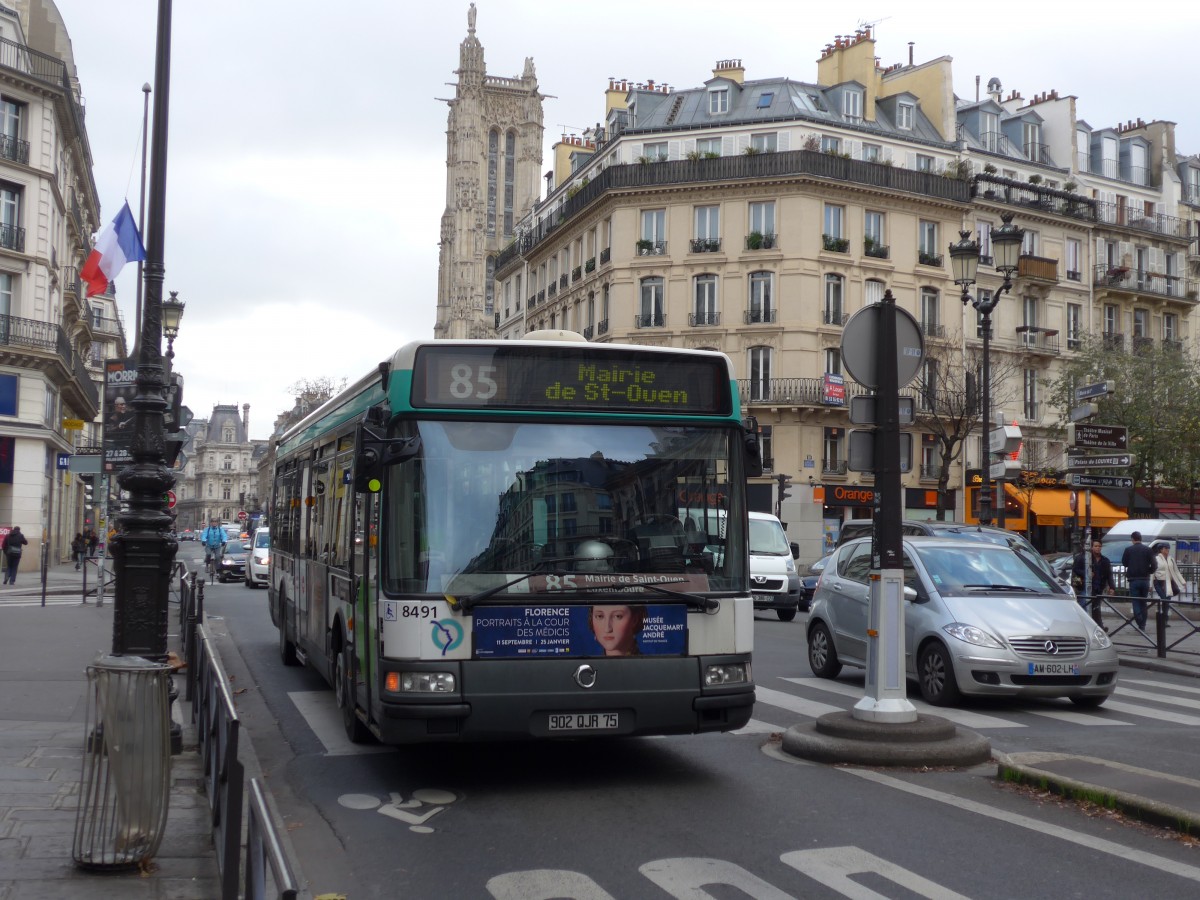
[782, 711, 992, 767]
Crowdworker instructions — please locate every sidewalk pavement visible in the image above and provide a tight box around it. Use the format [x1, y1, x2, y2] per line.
[0, 559, 220, 898]
[2, 567, 1200, 899]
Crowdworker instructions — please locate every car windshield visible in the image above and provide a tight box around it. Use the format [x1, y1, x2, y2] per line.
[254, 531, 270, 549]
[1101, 541, 1129, 567]
[749, 519, 790, 555]
[914, 543, 1062, 595]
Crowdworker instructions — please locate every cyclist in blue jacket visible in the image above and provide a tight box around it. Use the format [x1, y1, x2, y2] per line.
[200, 520, 227, 570]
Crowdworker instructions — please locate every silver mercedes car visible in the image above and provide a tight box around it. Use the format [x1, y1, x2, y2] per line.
[806, 536, 1118, 707]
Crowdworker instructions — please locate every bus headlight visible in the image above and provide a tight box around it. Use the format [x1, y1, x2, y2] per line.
[386, 671, 457, 693]
[704, 663, 750, 686]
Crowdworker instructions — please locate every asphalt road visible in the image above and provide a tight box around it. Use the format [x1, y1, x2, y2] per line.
[188, 550, 1200, 899]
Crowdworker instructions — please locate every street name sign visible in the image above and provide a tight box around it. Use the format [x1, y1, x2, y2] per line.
[1066, 452, 1135, 470]
[1074, 380, 1114, 403]
[1068, 474, 1134, 489]
[1065, 423, 1128, 449]
[1069, 403, 1098, 422]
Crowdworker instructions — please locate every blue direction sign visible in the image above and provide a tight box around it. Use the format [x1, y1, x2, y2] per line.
[1074, 380, 1114, 403]
[1069, 474, 1134, 489]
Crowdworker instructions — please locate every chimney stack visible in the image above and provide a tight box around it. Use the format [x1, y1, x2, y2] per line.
[242, 403, 249, 437]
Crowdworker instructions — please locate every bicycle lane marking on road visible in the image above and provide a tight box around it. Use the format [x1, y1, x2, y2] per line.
[846, 767, 1200, 885]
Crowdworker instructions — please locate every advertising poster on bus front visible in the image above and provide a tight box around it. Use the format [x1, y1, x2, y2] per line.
[472, 602, 688, 658]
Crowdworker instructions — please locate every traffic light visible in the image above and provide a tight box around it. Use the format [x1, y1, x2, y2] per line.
[777, 473, 793, 503]
[81, 475, 95, 507]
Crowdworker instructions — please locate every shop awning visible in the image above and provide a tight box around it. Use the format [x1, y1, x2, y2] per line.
[1002, 485, 1124, 527]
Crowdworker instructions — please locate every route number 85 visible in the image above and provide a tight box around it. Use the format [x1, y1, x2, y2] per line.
[449, 364, 498, 400]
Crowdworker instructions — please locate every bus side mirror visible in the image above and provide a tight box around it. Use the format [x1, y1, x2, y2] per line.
[743, 416, 763, 478]
[353, 422, 420, 493]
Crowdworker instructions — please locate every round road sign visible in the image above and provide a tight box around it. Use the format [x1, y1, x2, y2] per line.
[237, 510, 248, 521]
[840, 302, 925, 389]
[166, 490, 177, 509]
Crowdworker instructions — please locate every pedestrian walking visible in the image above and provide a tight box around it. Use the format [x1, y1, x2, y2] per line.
[86, 528, 99, 558]
[1153, 543, 1187, 600]
[2, 525, 28, 585]
[1072, 539, 1114, 628]
[1121, 530, 1157, 631]
[71, 533, 86, 570]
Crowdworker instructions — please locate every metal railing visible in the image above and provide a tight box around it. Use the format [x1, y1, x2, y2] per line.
[1094, 202, 1189, 239]
[0, 313, 99, 408]
[1093, 264, 1196, 301]
[972, 174, 1098, 223]
[180, 573, 299, 899]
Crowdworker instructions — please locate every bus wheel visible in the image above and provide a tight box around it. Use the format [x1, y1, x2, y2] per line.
[335, 646, 370, 744]
[278, 596, 299, 667]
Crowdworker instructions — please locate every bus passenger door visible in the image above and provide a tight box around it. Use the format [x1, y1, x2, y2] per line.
[352, 490, 377, 718]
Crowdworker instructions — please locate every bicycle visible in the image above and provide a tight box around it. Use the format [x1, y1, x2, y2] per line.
[205, 550, 218, 584]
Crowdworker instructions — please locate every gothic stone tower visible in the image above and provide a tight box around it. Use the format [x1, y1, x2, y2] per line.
[434, 4, 544, 339]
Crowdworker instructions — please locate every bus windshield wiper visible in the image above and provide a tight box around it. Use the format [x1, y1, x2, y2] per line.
[961, 583, 1038, 592]
[580, 579, 719, 612]
[451, 571, 575, 612]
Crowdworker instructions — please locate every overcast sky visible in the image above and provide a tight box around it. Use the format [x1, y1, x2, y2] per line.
[52, 0, 1200, 440]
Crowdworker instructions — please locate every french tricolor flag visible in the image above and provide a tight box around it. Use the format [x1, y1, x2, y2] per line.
[80, 202, 146, 298]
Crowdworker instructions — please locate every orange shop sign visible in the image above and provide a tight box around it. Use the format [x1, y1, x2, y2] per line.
[825, 485, 877, 507]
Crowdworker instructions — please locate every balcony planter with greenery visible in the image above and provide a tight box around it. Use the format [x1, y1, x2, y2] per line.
[822, 234, 850, 253]
[584, 257, 596, 273]
[636, 238, 654, 254]
[746, 232, 775, 250]
[863, 237, 889, 259]
[918, 251, 943, 267]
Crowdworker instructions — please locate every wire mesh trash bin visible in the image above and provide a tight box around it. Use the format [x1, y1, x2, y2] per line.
[72, 654, 173, 869]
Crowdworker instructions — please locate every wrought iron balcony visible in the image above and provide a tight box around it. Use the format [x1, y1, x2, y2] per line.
[690, 238, 722, 253]
[0, 133, 28, 164]
[599, 248, 610, 265]
[0, 222, 25, 253]
[635, 240, 667, 256]
[547, 282, 557, 297]
[822, 459, 848, 476]
[1015, 326, 1060, 355]
[585, 257, 596, 272]
[559, 274, 568, 289]
[0, 313, 99, 411]
[744, 308, 777, 325]
[635, 313, 665, 328]
[972, 174, 1097, 223]
[583, 324, 594, 339]
[1102, 331, 1125, 351]
[921, 321, 946, 339]
[745, 232, 777, 250]
[598, 319, 609, 334]
[823, 309, 847, 326]
[920, 464, 942, 481]
[689, 311, 720, 326]
[1163, 338, 1184, 353]
[918, 251, 943, 267]
[822, 234, 850, 253]
[1094, 264, 1197, 301]
[863, 240, 889, 259]
[572, 266, 582, 282]
[1094, 203, 1188, 239]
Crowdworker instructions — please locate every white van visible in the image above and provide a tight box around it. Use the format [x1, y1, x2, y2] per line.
[679, 508, 802, 621]
[747, 512, 802, 621]
[1100, 519, 1200, 588]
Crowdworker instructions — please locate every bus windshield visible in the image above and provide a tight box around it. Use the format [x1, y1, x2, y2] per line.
[383, 420, 746, 596]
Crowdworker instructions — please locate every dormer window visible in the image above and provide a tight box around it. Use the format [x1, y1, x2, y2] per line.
[843, 90, 863, 123]
[897, 102, 914, 130]
[757, 92, 774, 109]
[709, 88, 729, 114]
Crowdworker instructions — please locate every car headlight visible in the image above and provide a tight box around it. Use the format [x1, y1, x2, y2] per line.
[785, 557, 796, 573]
[942, 622, 1005, 649]
[1089, 624, 1112, 650]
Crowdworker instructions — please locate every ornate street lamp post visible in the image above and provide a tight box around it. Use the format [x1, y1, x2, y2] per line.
[110, 0, 176, 659]
[950, 211, 1024, 526]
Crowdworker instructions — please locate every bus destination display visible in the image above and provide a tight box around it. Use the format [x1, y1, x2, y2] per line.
[412, 346, 730, 414]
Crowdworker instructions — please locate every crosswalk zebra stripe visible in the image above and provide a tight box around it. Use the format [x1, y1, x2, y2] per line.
[1025, 708, 1130, 725]
[779, 677, 1023, 730]
[754, 686, 842, 719]
[733, 719, 781, 735]
[1116, 686, 1200, 710]
[1100, 699, 1200, 727]
[1120, 677, 1200, 697]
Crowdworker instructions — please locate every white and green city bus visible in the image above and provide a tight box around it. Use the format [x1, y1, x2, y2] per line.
[268, 332, 761, 743]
